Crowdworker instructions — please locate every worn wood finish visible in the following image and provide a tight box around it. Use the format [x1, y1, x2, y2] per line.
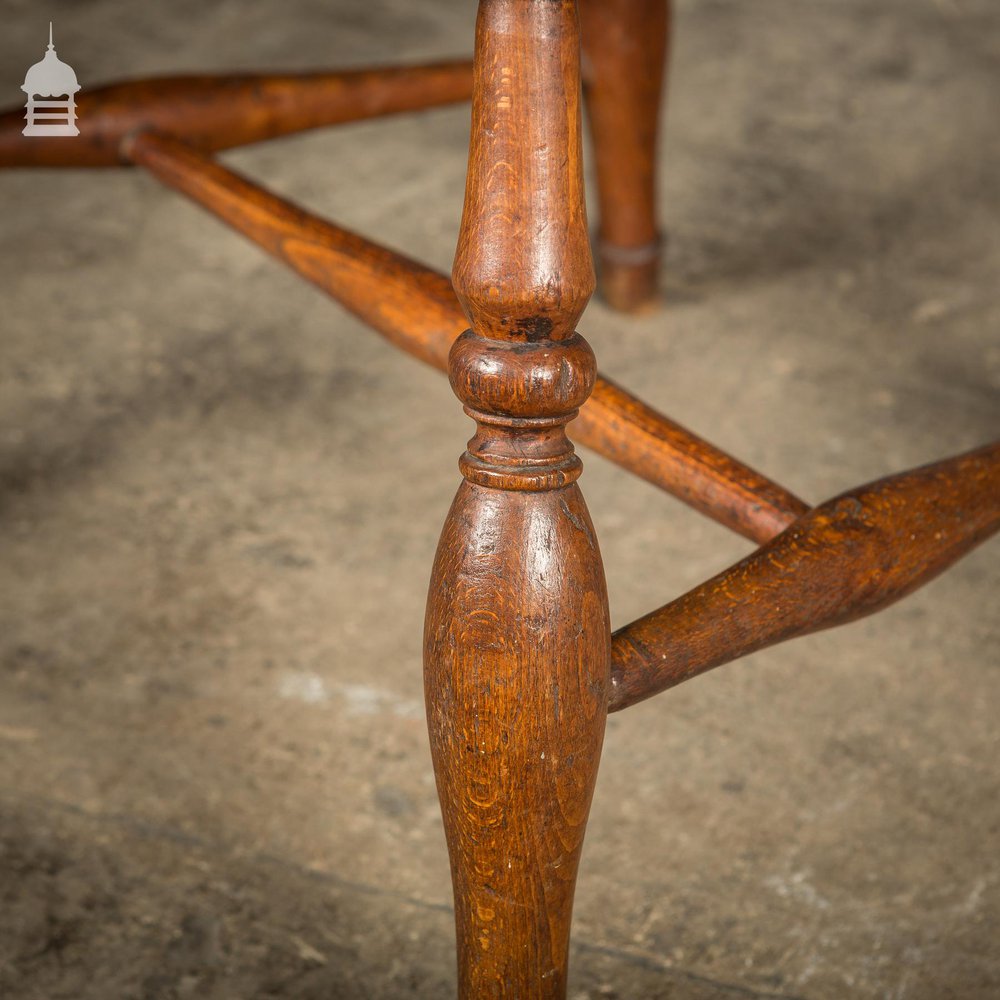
[609, 441, 1000, 711]
[5, 3, 1000, 996]
[4, 8, 999, 993]
[581, 0, 670, 312]
[425, 3, 608, 996]
[0, 61, 473, 168]
[125, 129, 805, 543]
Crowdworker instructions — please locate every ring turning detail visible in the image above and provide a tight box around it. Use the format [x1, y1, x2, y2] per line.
[2, 0, 996, 996]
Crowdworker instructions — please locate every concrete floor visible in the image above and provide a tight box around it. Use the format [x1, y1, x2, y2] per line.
[1, 0, 999, 997]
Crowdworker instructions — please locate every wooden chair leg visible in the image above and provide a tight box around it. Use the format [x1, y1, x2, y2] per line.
[581, 0, 670, 312]
[424, 2, 609, 996]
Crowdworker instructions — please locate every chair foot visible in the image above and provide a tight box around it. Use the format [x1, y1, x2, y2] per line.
[582, 0, 670, 312]
[596, 236, 664, 313]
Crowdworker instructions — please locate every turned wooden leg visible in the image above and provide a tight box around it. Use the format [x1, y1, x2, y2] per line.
[424, 2, 610, 996]
[581, 0, 670, 312]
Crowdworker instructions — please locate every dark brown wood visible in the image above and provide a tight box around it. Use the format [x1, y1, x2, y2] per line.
[581, 0, 670, 312]
[125, 130, 805, 544]
[424, 3, 607, 996]
[0, 61, 473, 168]
[609, 441, 1000, 711]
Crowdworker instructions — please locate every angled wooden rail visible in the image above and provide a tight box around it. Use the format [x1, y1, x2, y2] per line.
[9, 8, 997, 998]
[121, 128, 808, 544]
[609, 441, 1000, 711]
[0, 61, 474, 168]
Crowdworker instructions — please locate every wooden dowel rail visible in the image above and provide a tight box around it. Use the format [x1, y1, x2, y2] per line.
[124, 128, 461, 370]
[128, 126, 991, 715]
[122, 128, 807, 544]
[576, 378, 808, 542]
[0, 61, 474, 169]
[9, 8, 996, 992]
[608, 441, 1000, 712]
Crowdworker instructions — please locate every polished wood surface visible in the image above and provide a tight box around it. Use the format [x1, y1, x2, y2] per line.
[125, 129, 806, 543]
[609, 441, 1000, 711]
[581, 0, 670, 311]
[425, 2, 607, 995]
[5, 9, 997, 994]
[0, 61, 473, 168]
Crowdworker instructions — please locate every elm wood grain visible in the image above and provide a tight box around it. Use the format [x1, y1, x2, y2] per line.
[0, 61, 473, 169]
[124, 129, 806, 543]
[580, 0, 670, 312]
[425, 2, 607, 996]
[609, 441, 1000, 712]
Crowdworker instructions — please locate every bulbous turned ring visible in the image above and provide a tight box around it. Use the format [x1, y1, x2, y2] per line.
[448, 329, 597, 421]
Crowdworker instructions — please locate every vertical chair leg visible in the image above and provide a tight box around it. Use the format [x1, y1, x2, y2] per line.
[424, 2, 611, 997]
[581, 0, 671, 312]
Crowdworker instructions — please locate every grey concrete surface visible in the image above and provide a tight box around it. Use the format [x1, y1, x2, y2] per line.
[1, 1, 998, 997]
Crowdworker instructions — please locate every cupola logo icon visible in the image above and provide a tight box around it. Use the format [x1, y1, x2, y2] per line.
[22, 23, 81, 137]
